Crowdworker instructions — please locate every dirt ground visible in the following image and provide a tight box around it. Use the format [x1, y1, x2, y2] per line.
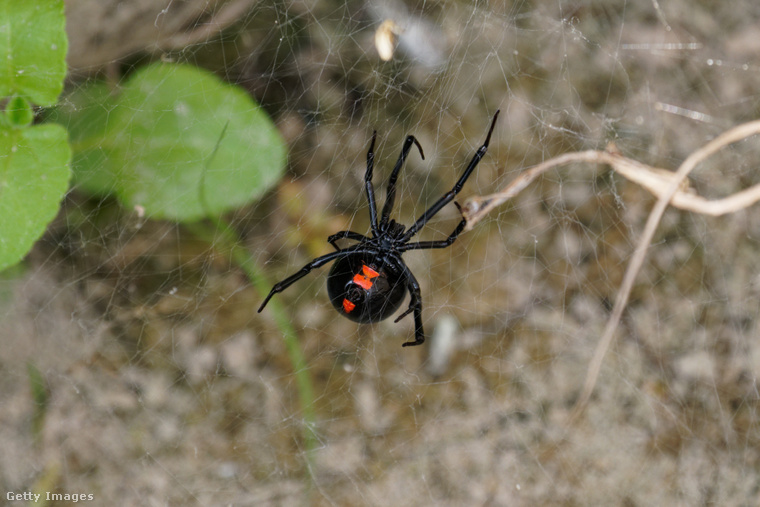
[2, 0, 760, 505]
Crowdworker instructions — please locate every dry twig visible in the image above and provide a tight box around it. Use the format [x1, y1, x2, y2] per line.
[460, 120, 760, 421]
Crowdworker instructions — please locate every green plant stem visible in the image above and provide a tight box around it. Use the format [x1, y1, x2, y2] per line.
[191, 123, 317, 482]
[27, 361, 48, 444]
[186, 218, 318, 468]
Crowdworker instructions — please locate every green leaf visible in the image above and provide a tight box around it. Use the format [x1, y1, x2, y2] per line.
[5, 95, 34, 127]
[0, 0, 68, 106]
[61, 63, 287, 222]
[0, 123, 71, 271]
[53, 83, 118, 196]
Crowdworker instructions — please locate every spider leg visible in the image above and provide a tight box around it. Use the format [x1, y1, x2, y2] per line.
[379, 135, 425, 231]
[257, 246, 373, 312]
[399, 110, 500, 243]
[390, 254, 425, 347]
[327, 230, 370, 250]
[400, 220, 466, 251]
[400, 203, 466, 252]
[365, 131, 380, 237]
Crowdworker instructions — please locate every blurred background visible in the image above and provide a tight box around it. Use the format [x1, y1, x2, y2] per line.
[3, 0, 760, 504]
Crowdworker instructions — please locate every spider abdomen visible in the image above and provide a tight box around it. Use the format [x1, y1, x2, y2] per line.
[326, 252, 407, 324]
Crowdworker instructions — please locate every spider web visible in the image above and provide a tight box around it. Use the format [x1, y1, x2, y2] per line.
[3, 0, 760, 504]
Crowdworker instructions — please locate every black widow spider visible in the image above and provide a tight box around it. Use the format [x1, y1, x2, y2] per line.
[258, 111, 500, 347]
